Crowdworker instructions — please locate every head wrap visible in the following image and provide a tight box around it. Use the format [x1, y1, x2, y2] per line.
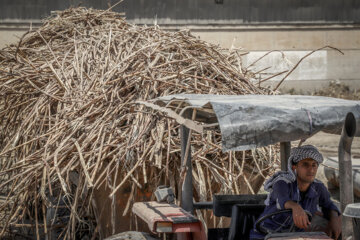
[263, 145, 323, 205]
[288, 145, 323, 166]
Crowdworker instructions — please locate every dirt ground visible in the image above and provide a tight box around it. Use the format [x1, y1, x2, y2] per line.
[305, 132, 360, 158]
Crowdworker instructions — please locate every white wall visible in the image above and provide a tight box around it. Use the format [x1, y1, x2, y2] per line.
[192, 26, 360, 92]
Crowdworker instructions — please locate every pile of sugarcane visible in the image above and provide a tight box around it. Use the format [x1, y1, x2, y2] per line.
[0, 7, 280, 239]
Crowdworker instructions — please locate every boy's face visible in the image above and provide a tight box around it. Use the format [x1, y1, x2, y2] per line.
[292, 158, 319, 184]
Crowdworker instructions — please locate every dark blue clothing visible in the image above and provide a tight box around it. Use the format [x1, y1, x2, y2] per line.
[249, 179, 340, 239]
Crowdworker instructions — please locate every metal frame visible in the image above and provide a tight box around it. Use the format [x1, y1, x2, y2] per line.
[338, 112, 356, 238]
[178, 112, 357, 238]
[280, 142, 291, 171]
[180, 121, 194, 213]
[179, 130, 293, 214]
[137, 95, 360, 238]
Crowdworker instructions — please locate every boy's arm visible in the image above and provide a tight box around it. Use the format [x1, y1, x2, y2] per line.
[271, 180, 292, 209]
[317, 182, 341, 239]
[272, 181, 310, 229]
[317, 182, 341, 218]
[284, 200, 310, 229]
[327, 210, 341, 239]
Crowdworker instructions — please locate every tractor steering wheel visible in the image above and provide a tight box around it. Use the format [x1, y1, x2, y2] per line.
[255, 209, 312, 235]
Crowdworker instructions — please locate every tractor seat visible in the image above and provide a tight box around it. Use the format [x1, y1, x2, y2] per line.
[209, 194, 267, 240]
[213, 194, 267, 218]
[228, 203, 266, 240]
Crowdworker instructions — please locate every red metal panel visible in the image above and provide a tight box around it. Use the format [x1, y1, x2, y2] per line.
[132, 201, 206, 240]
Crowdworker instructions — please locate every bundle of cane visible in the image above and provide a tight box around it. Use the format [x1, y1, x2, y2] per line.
[0, 7, 279, 238]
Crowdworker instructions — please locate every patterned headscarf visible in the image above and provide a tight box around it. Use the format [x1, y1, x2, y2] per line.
[288, 145, 323, 166]
[264, 145, 323, 205]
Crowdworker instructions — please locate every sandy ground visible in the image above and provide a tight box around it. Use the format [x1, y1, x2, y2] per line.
[304, 132, 360, 158]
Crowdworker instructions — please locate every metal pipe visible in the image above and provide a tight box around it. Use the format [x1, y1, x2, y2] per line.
[180, 117, 194, 213]
[280, 142, 291, 171]
[338, 112, 356, 239]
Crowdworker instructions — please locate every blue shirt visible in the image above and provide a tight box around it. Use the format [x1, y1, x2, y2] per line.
[250, 179, 340, 239]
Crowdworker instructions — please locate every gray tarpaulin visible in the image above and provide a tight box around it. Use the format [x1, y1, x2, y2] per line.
[142, 94, 360, 152]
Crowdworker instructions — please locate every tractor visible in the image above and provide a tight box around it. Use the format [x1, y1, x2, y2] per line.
[107, 94, 360, 240]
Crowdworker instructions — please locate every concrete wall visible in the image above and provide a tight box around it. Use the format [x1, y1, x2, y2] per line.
[190, 27, 360, 92]
[1, 0, 360, 24]
[0, 30, 26, 48]
[193, 27, 360, 50]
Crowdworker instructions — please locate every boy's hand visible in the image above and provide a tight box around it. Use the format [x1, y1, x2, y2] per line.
[285, 201, 310, 229]
[291, 204, 311, 229]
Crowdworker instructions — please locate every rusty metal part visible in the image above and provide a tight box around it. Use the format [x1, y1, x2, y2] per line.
[338, 112, 356, 239]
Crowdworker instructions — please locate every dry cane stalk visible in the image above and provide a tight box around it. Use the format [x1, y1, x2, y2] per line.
[0, 6, 280, 238]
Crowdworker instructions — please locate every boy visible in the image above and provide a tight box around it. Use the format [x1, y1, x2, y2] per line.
[250, 145, 341, 240]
